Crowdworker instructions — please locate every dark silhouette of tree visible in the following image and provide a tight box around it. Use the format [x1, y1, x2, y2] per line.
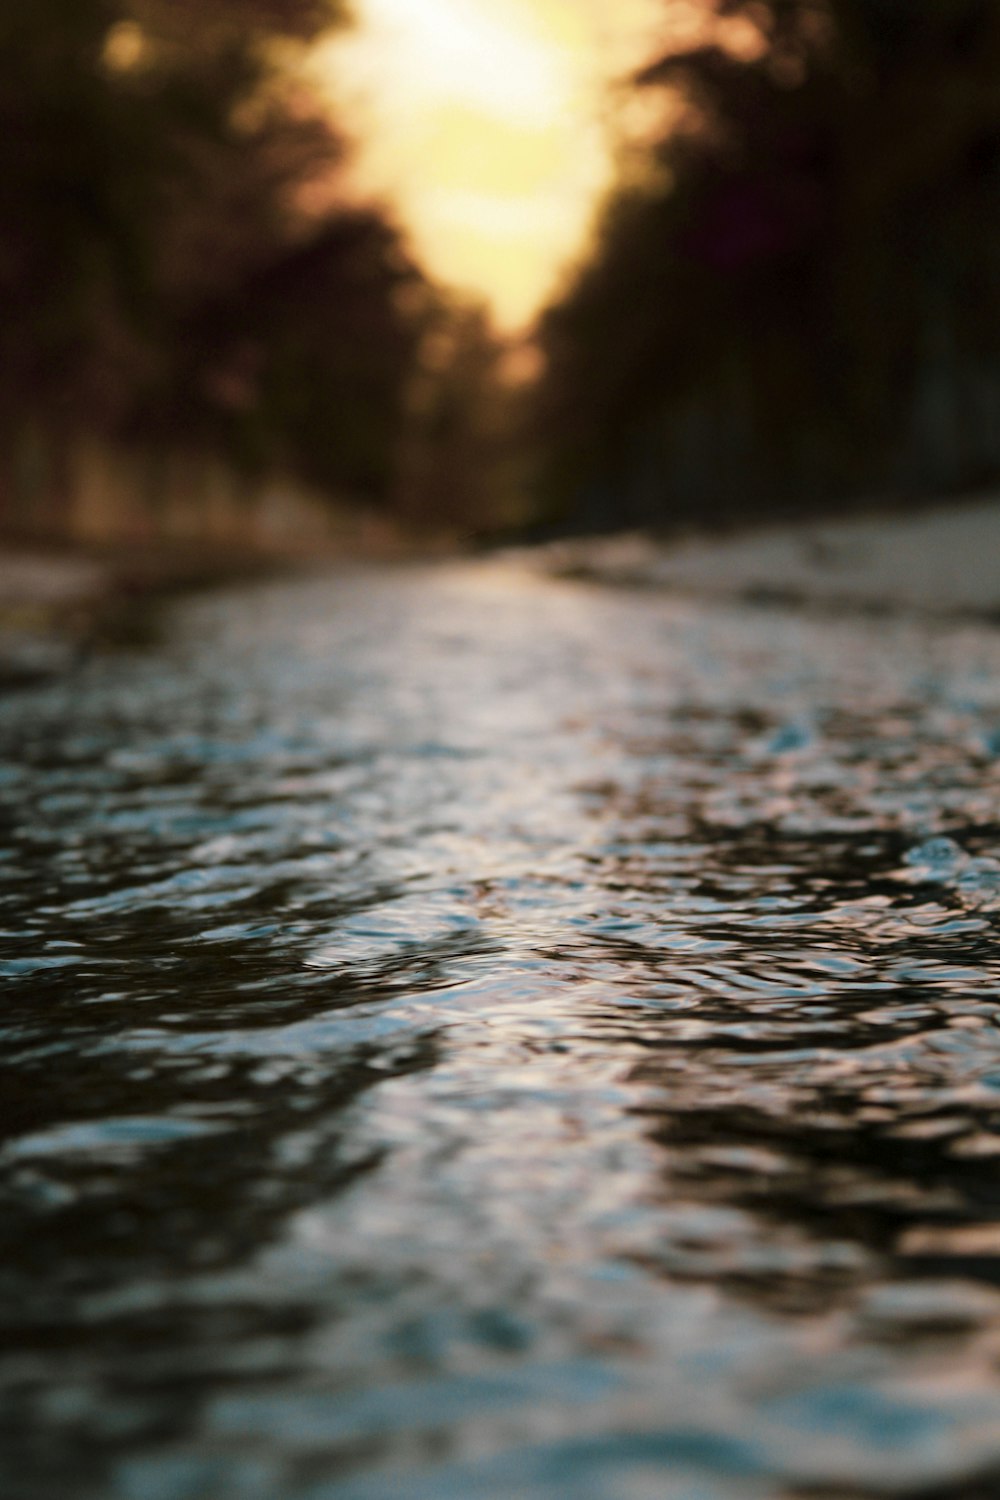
[0, 0, 433, 522]
[393, 300, 526, 538]
[536, 0, 1000, 531]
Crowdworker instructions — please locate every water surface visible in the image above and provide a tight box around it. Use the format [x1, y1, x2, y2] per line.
[5, 560, 1000, 1499]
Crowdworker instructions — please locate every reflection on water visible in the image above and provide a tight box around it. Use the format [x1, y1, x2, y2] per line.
[5, 561, 1000, 1499]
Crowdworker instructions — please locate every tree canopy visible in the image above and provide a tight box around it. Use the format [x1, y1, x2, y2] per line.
[535, 0, 1000, 531]
[0, 0, 432, 508]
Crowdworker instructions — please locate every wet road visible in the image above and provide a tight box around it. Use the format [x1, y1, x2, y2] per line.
[5, 559, 1000, 1500]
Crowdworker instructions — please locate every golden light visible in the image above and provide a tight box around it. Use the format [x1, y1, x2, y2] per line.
[312, 0, 664, 330]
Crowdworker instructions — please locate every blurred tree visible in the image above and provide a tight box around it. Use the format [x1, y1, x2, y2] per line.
[394, 299, 528, 539]
[165, 209, 425, 503]
[536, 0, 1000, 531]
[0, 0, 432, 526]
[0, 1, 151, 428]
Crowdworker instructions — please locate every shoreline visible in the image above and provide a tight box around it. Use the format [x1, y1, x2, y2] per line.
[0, 543, 277, 687]
[0, 523, 464, 689]
[0, 540, 347, 689]
[6, 491, 1000, 687]
[533, 492, 1000, 620]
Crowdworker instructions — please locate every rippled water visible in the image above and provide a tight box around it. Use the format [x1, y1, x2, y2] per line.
[6, 559, 1000, 1500]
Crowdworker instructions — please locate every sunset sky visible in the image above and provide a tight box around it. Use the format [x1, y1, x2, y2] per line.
[313, 0, 670, 329]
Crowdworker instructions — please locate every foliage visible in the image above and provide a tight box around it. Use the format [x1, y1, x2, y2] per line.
[0, 0, 430, 509]
[393, 301, 530, 539]
[536, 0, 1000, 530]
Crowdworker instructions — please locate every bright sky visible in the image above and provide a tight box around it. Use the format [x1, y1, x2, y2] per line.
[313, 0, 666, 329]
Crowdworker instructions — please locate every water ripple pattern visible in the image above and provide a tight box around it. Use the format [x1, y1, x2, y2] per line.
[5, 561, 1000, 1499]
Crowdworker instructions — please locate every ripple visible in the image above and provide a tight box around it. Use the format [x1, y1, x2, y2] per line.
[6, 563, 1000, 1498]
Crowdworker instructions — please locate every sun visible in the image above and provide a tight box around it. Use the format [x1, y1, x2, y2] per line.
[311, 0, 662, 330]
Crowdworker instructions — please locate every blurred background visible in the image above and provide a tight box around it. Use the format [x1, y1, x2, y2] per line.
[2, 0, 999, 555]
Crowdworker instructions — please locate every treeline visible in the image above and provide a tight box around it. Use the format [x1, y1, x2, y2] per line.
[0, 0, 508, 542]
[535, 0, 1000, 531]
